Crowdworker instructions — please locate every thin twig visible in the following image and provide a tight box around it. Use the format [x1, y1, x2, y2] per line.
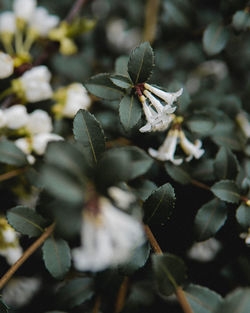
[92, 295, 101, 313]
[66, 0, 89, 23]
[0, 223, 55, 290]
[143, 0, 160, 44]
[0, 167, 27, 183]
[144, 224, 194, 313]
[190, 179, 210, 191]
[114, 276, 129, 313]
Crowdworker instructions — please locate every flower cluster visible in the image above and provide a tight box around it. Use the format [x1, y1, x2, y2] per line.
[0, 217, 22, 265]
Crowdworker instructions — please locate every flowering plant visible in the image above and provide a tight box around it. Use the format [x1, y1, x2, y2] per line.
[0, 1, 249, 313]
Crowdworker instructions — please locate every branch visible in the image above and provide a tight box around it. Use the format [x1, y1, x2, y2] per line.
[92, 295, 101, 313]
[66, 0, 89, 23]
[143, 0, 160, 44]
[0, 167, 27, 183]
[0, 223, 55, 290]
[144, 224, 194, 313]
[114, 276, 130, 313]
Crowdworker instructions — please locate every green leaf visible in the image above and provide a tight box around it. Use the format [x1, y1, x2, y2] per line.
[7, 206, 47, 238]
[130, 179, 157, 201]
[216, 288, 250, 313]
[236, 203, 250, 229]
[194, 198, 227, 241]
[187, 114, 215, 135]
[42, 237, 71, 279]
[0, 140, 28, 166]
[143, 183, 175, 224]
[152, 253, 187, 297]
[232, 10, 250, 31]
[211, 180, 241, 203]
[192, 159, 215, 182]
[110, 74, 132, 89]
[115, 56, 129, 76]
[40, 164, 84, 204]
[212, 129, 244, 151]
[203, 21, 230, 55]
[85, 73, 124, 100]
[165, 163, 191, 185]
[214, 147, 239, 180]
[56, 278, 94, 309]
[185, 284, 223, 313]
[0, 298, 8, 313]
[128, 42, 154, 84]
[119, 94, 142, 131]
[119, 242, 150, 275]
[73, 109, 105, 165]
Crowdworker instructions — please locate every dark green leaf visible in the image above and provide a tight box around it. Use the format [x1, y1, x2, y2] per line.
[0, 140, 28, 166]
[7, 206, 47, 238]
[185, 284, 222, 313]
[119, 242, 150, 275]
[128, 42, 154, 84]
[212, 130, 244, 151]
[115, 56, 129, 76]
[203, 21, 230, 55]
[165, 163, 191, 184]
[192, 159, 215, 182]
[110, 74, 132, 89]
[130, 179, 157, 201]
[214, 147, 239, 180]
[232, 10, 250, 31]
[187, 114, 215, 135]
[216, 288, 250, 313]
[211, 180, 241, 203]
[119, 94, 142, 131]
[236, 203, 250, 229]
[143, 183, 175, 224]
[85, 73, 124, 100]
[42, 237, 71, 279]
[194, 198, 227, 241]
[73, 109, 105, 165]
[0, 298, 8, 313]
[56, 278, 94, 309]
[152, 253, 187, 297]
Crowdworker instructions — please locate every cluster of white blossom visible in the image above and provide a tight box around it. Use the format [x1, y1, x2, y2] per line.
[0, 217, 22, 265]
[138, 84, 204, 164]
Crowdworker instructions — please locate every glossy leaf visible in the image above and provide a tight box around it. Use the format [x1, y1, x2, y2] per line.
[7, 206, 47, 238]
[203, 21, 229, 55]
[165, 163, 191, 184]
[187, 114, 215, 135]
[110, 74, 132, 89]
[85, 73, 124, 100]
[0, 140, 28, 166]
[73, 109, 105, 165]
[130, 179, 157, 201]
[119, 94, 142, 131]
[211, 180, 241, 203]
[216, 288, 250, 313]
[143, 183, 175, 224]
[115, 55, 129, 76]
[194, 198, 227, 241]
[232, 10, 250, 31]
[152, 253, 187, 297]
[236, 203, 250, 229]
[214, 147, 239, 180]
[128, 42, 154, 84]
[42, 237, 71, 279]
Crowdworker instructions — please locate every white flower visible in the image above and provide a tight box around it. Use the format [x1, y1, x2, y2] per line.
[72, 197, 145, 272]
[13, 0, 37, 22]
[108, 186, 136, 209]
[19, 66, 53, 102]
[144, 83, 183, 106]
[4, 105, 29, 129]
[139, 95, 175, 133]
[187, 238, 221, 262]
[236, 111, 250, 138]
[26, 109, 52, 134]
[3, 277, 41, 308]
[0, 52, 14, 79]
[0, 12, 16, 34]
[179, 130, 205, 161]
[2, 246, 23, 265]
[14, 137, 35, 164]
[62, 83, 91, 118]
[29, 7, 59, 37]
[149, 129, 183, 165]
[32, 133, 63, 155]
[0, 110, 7, 128]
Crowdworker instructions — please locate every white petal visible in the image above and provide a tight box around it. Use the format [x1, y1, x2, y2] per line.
[32, 133, 63, 155]
[29, 7, 59, 36]
[0, 12, 16, 33]
[13, 0, 37, 21]
[0, 52, 14, 79]
[144, 83, 183, 105]
[179, 131, 205, 160]
[4, 105, 29, 129]
[108, 186, 136, 209]
[26, 109, 52, 134]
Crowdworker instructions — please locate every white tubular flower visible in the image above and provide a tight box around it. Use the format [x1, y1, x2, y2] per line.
[187, 238, 221, 262]
[14, 137, 35, 164]
[149, 129, 183, 165]
[32, 133, 63, 155]
[4, 105, 29, 129]
[62, 83, 91, 118]
[143, 90, 176, 114]
[139, 95, 174, 133]
[29, 7, 59, 37]
[0, 110, 7, 128]
[108, 186, 136, 209]
[144, 83, 183, 106]
[13, 0, 37, 22]
[72, 197, 145, 272]
[179, 130, 205, 161]
[19, 66, 53, 102]
[0, 12, 16, 34]
[0, 52, 14, 79]
[236, 111, 250, 138]
[26, 110, 52, 134]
